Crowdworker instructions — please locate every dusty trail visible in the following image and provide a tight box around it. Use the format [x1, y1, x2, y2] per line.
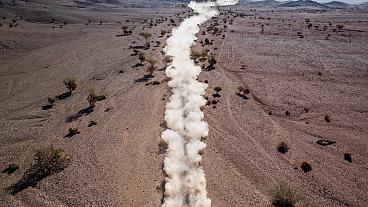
[161, 1, 239, 206]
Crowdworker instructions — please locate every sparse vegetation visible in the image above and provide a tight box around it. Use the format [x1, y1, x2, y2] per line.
[336, 24, 344, 31]
[138, 51, 146, 63]
[237, 86, 250, 95]
[48, 97, 56, 105]
[63, 79, 77, 93]
[42, 97, 56, 110]
[139, 32, 152, 49]
[146, 58, 157, 77]
[269, 182, 300, 207]
[8, 146, 70, 195]
[344, 153, 352, 163]
[277, 142, 289, 154]
[122, 25, 132, 35]
[324, 115, 331, 122]
[65, 128, 80, 137]
[207, 54, 217, 70]
[88, 121, 97, 127]
[160, 30, 166, 36]
[87, 89, 106, 108]
[214, 86, 222, 95]
[301, 162, 312, 173]
[285, 111, 290, 116]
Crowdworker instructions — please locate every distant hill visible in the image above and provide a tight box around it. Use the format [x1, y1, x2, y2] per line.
[245, 0, 280, 7]
[279, 0, 329, 8]
[359, 1, 368, 7]
[323, 1, 349, 8]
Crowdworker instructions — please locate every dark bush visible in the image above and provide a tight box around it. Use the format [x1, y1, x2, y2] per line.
[344, 153, 352, 163]
[65, 128, 80, 138]
[277, 142, 289, 154]
[269, 182, 299, 207]
[63, 79, 77, 93]
[301, 162, 312, 173]
[324, 115, 331, 122]
[8, 147, 70, 195]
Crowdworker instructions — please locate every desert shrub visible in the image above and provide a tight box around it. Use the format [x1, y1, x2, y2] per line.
[87, 89, 106, 108]
[237, 86, 250, 95]
[324, 115, 330, 122]
[269, 182, 299, 207]
[277, 142, 289, 154]
[191, 49, 202, 60]
[160, 30, 166, 36]
[63, 79, 77, 93]
[88, 121, 97, 127]
[2, 163, 20, 174]
[138, 51, 145, 63]
[336, 24, 344, 30]
[214, 86, 222, 94]
[122, 25, 128, 32]
[163, 56, 172, 64]
[132, 49, 139, 56]
[301, 162, 312, 173]
[205, 38, 210, 45]
[48, 97, 56, 105]
[146, 58, 157, 77]
[8, 146, 70, 194]
[285, 111, 290, 116]
[192, 48, 209, 61]
[207, 54, 217, 69]
[65, 128, 80, 137]
[139, 32, 152, 49]
[42, 97, 57, 110]
[344, 153, 352, 163]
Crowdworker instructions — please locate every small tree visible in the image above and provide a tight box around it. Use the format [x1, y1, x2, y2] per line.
[277, 142, 289, 154]
[138, 51, 145, 63]
[8, 146, 71, 195]
[146, 58, 157, 77]
[63, 79, 77, 93]
[87, 89, 106, 108]
[207, 54, 217, 70]
[205, 38, 210, 45]
[139, 32, 152, 49]
[214, 86, 222, 95]
[344, 153, 352, 163]
[160, 30, 166, 36]
[269, 182, 300, 207]
[132, 49, 139, 56]
[237, 86, 250, 95]
[65, 128, 80, 137]
[48, 97, 56, 105]
[336, 24, 344, 31]
[301, 162, 312, 173]
[122, 25, 129, 34]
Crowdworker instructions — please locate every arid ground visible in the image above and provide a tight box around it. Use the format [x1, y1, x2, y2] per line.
[1, 1, 368, 207]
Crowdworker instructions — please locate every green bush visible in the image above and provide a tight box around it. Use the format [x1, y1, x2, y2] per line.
[269, 182, 299, 207]
[63, 79, 77, 93]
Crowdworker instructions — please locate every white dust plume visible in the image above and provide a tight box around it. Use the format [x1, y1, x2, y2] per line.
[161, 0, 238, 207]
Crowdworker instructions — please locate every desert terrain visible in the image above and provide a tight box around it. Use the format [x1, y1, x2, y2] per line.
[1, 0, 367, 207]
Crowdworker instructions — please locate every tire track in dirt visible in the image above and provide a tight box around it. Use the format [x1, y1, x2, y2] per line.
[213, 32, 274, 162]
